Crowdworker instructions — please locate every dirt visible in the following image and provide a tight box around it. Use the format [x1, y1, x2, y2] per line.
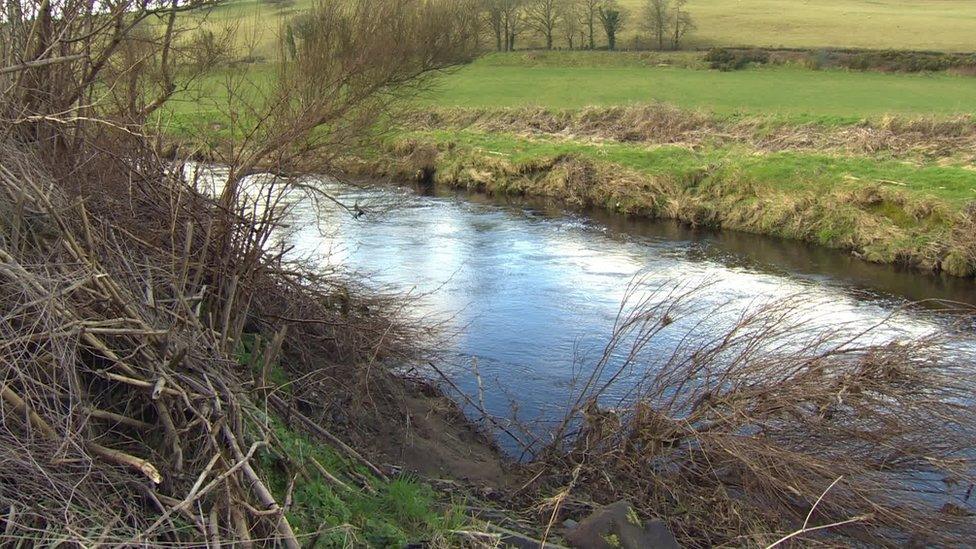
[364, 381, 514, 488]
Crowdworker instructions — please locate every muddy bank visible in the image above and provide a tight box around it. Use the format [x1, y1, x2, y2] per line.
[346, 139, 976, 277]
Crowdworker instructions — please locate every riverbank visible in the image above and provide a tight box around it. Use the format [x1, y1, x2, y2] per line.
[343, 106, 976, 278]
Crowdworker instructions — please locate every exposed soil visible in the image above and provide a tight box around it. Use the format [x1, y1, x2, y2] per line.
[366, 381, 512, 487]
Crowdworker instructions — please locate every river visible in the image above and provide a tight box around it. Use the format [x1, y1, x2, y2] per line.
[263, 178, 976, 451]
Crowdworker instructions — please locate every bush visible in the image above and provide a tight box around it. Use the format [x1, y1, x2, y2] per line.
[704, 48, 769, 71]
[844, 50, 959, 73]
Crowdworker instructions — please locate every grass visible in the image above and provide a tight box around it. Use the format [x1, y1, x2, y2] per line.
[411, 129, 976, 205]
[190, 0, 976, 55]
[645, 0, 976, 52]
[256, 416, 465, 547]
[233, 338, 467, 547]
[424, 54, 976, 119]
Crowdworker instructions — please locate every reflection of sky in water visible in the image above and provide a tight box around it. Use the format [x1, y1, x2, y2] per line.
[276, 180, 974, 442]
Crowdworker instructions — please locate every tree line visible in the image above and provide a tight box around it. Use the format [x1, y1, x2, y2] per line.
[481, 0, 694, 52]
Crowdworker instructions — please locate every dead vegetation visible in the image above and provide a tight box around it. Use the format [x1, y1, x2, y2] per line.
[522, 279, 976, 547]
[0, 0, 491, 545]
[407, 105, 976, 162]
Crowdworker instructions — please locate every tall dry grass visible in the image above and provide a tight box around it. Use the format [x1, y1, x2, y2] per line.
[530, 277, 976, 546]
[408, 105, 976, 161]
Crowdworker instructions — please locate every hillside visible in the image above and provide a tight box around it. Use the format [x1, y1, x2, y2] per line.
[192, 0, 976, 56]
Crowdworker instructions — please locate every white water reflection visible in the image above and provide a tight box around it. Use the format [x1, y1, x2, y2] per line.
[189, 165, 974, 447]
[279, 179, 973, 433]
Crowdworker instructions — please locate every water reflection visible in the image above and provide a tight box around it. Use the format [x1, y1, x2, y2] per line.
[282, 180, 975, 448]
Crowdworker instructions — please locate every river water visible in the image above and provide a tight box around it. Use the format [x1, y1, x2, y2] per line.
[269, 179, 976, 450]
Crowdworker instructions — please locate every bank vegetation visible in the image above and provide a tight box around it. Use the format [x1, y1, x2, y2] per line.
[357, 105, 976, 278]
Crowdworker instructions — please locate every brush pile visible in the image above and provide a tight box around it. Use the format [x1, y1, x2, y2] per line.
[0, 0, 477, 542]
[0, 136, 423, 544]
[0, 138, 287, 543]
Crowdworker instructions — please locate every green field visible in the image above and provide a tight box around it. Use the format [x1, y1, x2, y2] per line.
[167, 1, 976, 276]
[424, 54, 976, 119]
[657, 0, 976, 51]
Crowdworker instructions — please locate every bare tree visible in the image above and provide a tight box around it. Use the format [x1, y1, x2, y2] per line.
[580, 0, 602, 49]
[559, 0, 585, 49]
[669, 0, 695, 49]
[0, 0, 221, 160]
[501, 0, 526, 51]
[483, 0, 506, 51]
[641, 0, 694, 50]
[642, 0, 669, 50]
[526, 0, 561, 50]
[215, 0, 480, 204]
[598, 0, 626, 51]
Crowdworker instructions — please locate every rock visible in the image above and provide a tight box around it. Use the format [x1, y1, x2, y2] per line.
[564, 500, 680, 549]
[563, 518, 579, 529]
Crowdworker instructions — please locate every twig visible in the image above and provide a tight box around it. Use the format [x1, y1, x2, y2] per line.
[765, 476, 867, 548]
[268, 394, 389, 482]
[426, 361, 528, 450]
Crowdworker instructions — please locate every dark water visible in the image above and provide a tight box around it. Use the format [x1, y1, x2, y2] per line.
[277, 180, 976, 450]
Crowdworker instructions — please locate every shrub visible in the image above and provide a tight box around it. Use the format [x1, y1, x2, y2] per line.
[704, 47, 769, 71]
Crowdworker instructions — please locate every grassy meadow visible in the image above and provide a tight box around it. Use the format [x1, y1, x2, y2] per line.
[658, 0, 976, 51]
[423, 53, 976, 120]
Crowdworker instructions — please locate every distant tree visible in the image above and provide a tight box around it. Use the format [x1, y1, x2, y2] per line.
[526, 0, 561, 49]
[598, 0, 625, 50]
[559, 0, 585, 49]
[641, 0, 694, 50]
[284, 24, 298, 60]
[642, 0, 668, 50]
[580, 0, 601, 49]
[669, 0, 694, 49]
[483, 0, 506, 50]
[501, 0, 525, 50]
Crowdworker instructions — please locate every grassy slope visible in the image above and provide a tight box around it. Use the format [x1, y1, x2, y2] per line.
[663, 0, 976, 51]
[193, 0, 976, 53]
[425, 54, 976, 119]
[415, 130, 976, 206]
[373, 129, 975, 274]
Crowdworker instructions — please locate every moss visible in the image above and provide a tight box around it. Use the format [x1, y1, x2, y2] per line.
[603, 532, 622, 547]
[247, 414, 466, 547]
